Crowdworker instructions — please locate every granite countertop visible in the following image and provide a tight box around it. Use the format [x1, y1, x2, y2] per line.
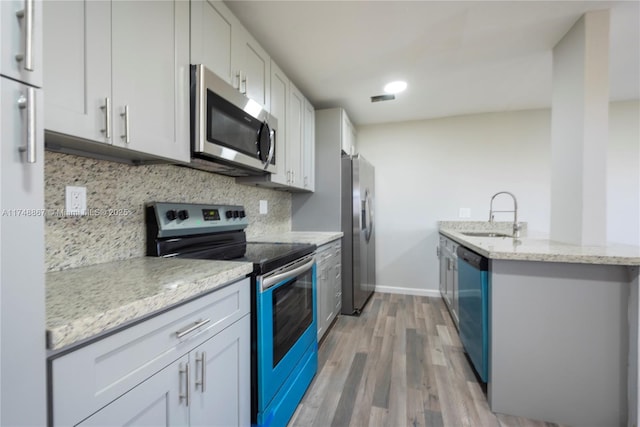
[46, 257, 253, 351]
[439, 221, 640, 266]
[250, 231, 343, 246]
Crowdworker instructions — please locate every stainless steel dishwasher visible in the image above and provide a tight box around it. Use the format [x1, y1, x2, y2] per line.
[457, 246, 489, 383]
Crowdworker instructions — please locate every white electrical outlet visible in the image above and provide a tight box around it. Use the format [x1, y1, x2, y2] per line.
[259, 200, 268, 215]
[65, 186, 87, 216]
[459, 208, 471, 218]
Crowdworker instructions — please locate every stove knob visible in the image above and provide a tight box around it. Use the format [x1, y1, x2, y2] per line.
[239, 210, 246, 218]
[233, 210, 239, 218]
[177, 210, 190, 220]
[225, 210, 233, 219]
[166, 210, 177, 221]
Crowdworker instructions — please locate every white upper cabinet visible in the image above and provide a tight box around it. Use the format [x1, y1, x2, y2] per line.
[267, 60, 289, 186]
[341, 109, 356, 155]
[302, 97, 315, 192]
[190, 0, 234, 84]
[0, 0, 43, 87]
[43, 0, 190, 163]
[191, 0, 270, 111]
[43, 0, 110, 144]
[110, 0, 189, 161]
[232, 25, 270, 110]
[287, 82, 304, 189]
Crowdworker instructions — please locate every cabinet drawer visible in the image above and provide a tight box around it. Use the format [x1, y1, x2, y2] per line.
[50, 278, 250, 426]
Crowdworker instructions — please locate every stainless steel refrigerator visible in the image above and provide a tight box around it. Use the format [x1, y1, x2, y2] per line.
[341, 154, 375, 315]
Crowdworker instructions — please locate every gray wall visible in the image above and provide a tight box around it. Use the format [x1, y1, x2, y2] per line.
[45, 152, 291, 271]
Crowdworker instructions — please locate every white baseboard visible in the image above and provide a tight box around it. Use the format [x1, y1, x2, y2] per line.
[374, 285, 440, 298]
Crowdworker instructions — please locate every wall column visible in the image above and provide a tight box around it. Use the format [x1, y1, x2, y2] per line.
[550, 10, 610, 246]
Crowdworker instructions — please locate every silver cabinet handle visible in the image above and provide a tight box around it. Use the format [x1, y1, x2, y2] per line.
[179, 363, 190, 406]
[15, 0, 34, 71]
[235, 72, 241, 91]
[100, 97, 111, 140]
[175, 318, 210, 339]
[120, 105, 129, 143]
[17, 87, 36, 164]
[242, 73, 247, 95]
[195, 352, 206, 392]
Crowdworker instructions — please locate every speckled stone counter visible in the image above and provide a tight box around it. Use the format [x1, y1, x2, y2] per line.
[250, 231, 343, 247]
[46, 257, 253, 351]
[439, 221, 640, 265]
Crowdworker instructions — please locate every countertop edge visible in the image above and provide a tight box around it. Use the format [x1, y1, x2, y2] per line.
[46, 262, 253, 352]
[251, 231, 344, 246]
[439, 228, 640, 266]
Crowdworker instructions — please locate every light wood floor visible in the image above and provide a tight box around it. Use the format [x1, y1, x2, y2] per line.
[289, 292, 567, 427]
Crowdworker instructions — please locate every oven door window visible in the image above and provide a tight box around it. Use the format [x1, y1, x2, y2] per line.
[272, 270, 313, 367]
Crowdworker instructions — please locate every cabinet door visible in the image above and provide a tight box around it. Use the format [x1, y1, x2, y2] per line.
[334, 245, 342, 315]
[0, 77, 45, 426]
[438, 238, 447, 298]
[233, 25, 270, 110]
[190, 0, 234, 85]
[315, 255, 328, 340]
[111, 0, 189, 162]
[78, 356, 189, 426]
[302, 97, 315, 191]
[267, 61, 289, 186]
[287, 82, 304, 188]
[190, 315, 250, 427]
[43, 0, 111, 143]
[0, 0, 42, 87]
[341, 110, 352, 155]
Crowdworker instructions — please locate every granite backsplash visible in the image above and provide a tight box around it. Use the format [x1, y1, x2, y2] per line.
[45, 152, 291, 272]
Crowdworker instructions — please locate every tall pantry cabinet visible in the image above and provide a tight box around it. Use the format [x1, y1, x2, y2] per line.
[0, 0, 46, 425]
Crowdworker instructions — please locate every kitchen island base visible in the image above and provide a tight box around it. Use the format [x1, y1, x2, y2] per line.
[489, 260, 631, 427]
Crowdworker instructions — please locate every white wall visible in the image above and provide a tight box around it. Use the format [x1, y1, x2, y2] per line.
[608, 101, 640, 246]
[357, 101, 639, 294]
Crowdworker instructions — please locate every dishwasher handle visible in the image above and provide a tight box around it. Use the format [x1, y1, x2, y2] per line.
[456, 246, 489, 271]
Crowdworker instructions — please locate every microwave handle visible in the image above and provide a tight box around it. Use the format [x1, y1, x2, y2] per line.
[265, 128, 275, 167]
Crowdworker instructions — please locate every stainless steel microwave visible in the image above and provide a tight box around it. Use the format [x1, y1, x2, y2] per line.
[190, 64, 277, 176]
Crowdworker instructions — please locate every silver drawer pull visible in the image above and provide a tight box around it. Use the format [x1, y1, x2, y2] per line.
[175, 318, 210, 339]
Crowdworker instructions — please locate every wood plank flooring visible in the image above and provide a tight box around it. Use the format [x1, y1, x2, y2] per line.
[289, 293, 567, 427]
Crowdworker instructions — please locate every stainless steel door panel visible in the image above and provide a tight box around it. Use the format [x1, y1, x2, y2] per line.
[341, 155, 375, 315]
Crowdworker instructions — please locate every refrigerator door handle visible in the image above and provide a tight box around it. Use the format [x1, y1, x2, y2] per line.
[364, 189, 373, 242]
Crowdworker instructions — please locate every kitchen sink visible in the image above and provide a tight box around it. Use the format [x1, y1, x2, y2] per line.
[461, 231, 511, 238]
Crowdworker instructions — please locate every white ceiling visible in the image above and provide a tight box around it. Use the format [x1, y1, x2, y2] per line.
[225, 0, 640, 126]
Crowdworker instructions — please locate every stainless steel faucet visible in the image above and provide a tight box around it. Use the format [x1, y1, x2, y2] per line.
[489, 191, 521, 238]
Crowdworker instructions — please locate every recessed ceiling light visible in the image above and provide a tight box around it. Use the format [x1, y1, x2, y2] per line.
[384, 81, 407, 94]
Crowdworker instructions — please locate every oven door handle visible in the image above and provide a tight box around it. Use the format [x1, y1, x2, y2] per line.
[262, 256, 315, 291]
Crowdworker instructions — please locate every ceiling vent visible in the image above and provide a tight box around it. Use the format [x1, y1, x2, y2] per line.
[370, 94, 395, 103]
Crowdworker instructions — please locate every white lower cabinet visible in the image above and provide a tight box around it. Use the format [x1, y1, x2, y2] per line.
[77, 355, 189, 426]
[50, 278, 250, 427]
[438, 234, 459, 327]
[316, 239, 342, 341]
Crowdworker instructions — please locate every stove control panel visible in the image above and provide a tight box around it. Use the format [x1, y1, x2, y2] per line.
[146, 202, 248, 238]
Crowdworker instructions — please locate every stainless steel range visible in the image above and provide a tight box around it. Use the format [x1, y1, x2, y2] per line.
[145, 202, 318, 427]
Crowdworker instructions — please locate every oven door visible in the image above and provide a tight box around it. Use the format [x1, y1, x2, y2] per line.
[255, 255, 317, 412]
